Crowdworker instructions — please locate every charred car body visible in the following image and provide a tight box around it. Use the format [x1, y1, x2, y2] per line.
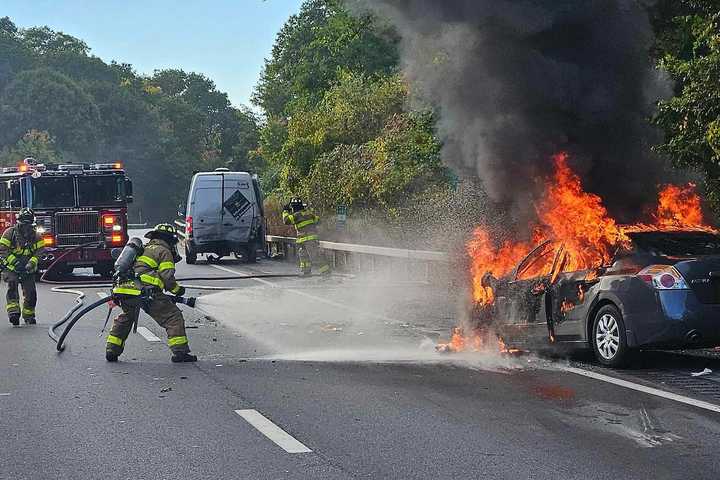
[479, 230, 720, 366]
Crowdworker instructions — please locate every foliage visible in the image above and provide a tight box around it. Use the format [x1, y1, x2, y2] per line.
[255, 1, 449, 228]
[0, 130, 65, 165]
[0, 17, 260, 221]
[653, 3, 720, 209]
[253, 0, 398, 118]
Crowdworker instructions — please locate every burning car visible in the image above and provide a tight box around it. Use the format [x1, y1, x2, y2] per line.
[441, 153, 720, 367]
[479, 229, 720, 367]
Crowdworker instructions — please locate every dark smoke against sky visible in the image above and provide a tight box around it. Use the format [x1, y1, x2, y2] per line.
[349, 0, 672, 224]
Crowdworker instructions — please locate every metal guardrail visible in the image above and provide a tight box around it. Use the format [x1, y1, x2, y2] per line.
[175, 223, 448, 265]
[265, 235, 447, 262]
[128, 223, 148, 229]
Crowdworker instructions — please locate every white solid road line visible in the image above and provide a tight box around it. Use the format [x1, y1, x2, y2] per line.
[564, 367, 720, 414]
[0, 393, 11, 396]
[136, 326, 162, 342]
[234, 409, 312, 454]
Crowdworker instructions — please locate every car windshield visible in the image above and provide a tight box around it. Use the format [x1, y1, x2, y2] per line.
[77, 176, 124, 206]
[31, 177, 75, 208]
[629, 231, 720, 257]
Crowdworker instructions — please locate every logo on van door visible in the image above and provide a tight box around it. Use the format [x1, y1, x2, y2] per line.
[223, 190, 252, 220]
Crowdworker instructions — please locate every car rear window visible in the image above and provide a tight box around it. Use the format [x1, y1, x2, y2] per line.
[629, 232, 720, 257]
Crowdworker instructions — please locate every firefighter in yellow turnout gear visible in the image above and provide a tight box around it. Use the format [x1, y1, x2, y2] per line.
[106, 224, 197, 363]
[282, 198, 330, 276]
[0, 209, 44, 326]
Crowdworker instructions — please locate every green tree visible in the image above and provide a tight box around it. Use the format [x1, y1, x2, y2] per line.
[0, 129, 64, 166]
[653, 4, 720, 207]
[253, 0, 398, 117]
[0, 68, 100, 156]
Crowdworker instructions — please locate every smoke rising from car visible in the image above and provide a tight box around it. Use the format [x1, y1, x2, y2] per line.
[349, 0, 672, 224]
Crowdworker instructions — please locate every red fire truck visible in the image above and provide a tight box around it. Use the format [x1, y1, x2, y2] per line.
[0, 158, 133, 276]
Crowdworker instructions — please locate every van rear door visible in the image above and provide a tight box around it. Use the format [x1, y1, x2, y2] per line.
[190, 175, 222, 242]
[220, 174, 255, 244]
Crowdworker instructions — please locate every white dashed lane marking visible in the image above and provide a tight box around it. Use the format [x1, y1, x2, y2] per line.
[136, 326, 162, 342]
[235, 409, 312, 454]
[96, 292, 161, 342]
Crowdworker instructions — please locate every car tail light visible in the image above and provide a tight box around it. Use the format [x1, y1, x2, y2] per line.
[638, 265, 689, 290]
[186, 216, 193, 237]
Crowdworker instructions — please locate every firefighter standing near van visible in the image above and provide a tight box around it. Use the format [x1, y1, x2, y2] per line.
[282, 198, 330, 275]
[0, 208, 44, 326]
[106, 223, 197, 363]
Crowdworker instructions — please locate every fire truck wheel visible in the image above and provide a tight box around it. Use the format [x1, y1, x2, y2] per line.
[185, 245, 197, 265]
[94, 262, 114, 278]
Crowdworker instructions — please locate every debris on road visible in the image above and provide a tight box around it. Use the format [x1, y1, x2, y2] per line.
[691, 368, 712, 377]
[160, 387, 173, 393]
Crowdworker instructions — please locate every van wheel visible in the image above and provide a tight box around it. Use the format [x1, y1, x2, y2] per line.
[185, 245, 197, 265]
[592, 304, 630, 368]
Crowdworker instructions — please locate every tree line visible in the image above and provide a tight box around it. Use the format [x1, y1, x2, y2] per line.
[0, 17, 260, 221]
[0, 0, 718, 234]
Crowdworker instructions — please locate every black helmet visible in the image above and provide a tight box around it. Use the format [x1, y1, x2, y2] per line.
[289, 197, 305, 213]
[16, 208, 35, 225]
[145, 223, 179, 244]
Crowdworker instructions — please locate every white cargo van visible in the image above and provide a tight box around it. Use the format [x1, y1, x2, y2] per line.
[180, 168, 265, 264]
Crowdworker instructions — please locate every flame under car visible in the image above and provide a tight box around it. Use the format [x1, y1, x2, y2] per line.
[478, 230, 720, 367]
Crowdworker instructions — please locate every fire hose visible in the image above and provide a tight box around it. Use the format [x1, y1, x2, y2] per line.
[45, 241, 304, 351]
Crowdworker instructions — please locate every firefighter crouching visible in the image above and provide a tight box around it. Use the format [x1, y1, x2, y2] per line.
[0, 208, 44, 326]
[282, 198, 330, 276]
[106, 223, 197, 363]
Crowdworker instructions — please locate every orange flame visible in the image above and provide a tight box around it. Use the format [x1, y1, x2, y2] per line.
[448, 153, 717, 354]
[655, 183, 705, 229]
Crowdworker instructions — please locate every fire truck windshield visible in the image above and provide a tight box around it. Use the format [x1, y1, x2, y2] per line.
[31, 177, 75, 208]
[77, 176, 124, 206]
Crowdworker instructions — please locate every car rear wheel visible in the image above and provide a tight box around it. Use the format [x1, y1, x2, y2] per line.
[592, 304, 629, 368]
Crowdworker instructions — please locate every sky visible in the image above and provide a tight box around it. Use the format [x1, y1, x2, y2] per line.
[2, 0, 305, 107]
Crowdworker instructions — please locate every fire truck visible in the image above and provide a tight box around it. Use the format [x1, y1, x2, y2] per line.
[0, 158, 133, 276]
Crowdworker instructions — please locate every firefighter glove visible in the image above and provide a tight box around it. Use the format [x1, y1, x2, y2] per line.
[174, 285, 186, 297]
[25, 260, 37, 274]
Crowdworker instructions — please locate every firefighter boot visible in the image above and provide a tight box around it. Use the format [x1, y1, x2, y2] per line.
[171, 352, 197, 363]
[8, 313, 19, 326]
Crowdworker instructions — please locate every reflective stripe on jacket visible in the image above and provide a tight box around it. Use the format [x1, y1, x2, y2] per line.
[133, 239, 182, 294]
[282, 209, 320, 244]
[0, 226, 44, 271]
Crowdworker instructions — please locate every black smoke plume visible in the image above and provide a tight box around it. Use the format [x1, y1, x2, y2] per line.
[350, 0, 671, 224]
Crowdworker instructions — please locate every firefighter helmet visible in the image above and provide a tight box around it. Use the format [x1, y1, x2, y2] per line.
[289, 197, 305, 213]
[145, 223, 179, 244]
[16, 208, 35, 225]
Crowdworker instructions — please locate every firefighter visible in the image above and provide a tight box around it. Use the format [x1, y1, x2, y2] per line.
[0, 208, 44, 326]
[282, 198, 330, 276]
[106, 223, 197, 363]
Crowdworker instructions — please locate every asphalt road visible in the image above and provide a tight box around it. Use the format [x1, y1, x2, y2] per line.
[2, 246, 720, 479]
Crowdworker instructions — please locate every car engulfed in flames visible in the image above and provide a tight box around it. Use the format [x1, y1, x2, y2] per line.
[440, 153, 720, 367]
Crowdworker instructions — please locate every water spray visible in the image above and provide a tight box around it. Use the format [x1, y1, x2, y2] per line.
[45, 239, 304, 351]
